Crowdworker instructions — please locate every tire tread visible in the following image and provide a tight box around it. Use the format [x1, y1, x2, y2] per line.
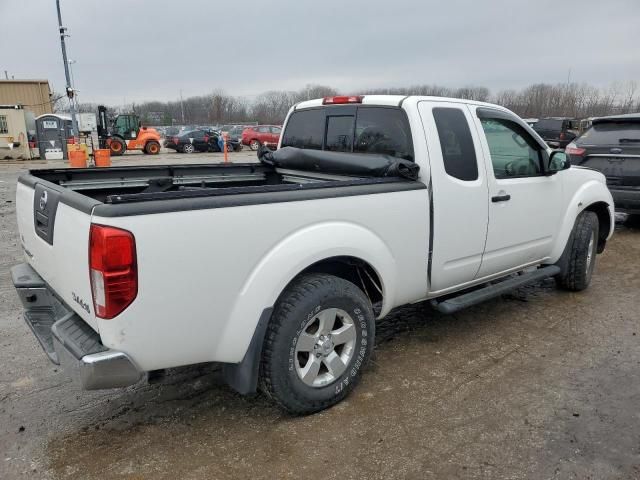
[259, 273, 373, 414]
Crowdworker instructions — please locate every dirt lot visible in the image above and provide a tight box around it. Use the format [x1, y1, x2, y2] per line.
[1, 150, 639, 479]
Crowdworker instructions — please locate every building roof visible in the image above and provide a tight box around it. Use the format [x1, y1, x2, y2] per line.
[0, 79, 50, 84]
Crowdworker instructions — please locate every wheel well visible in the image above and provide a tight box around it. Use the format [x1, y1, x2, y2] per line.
[584, 202, 610, 253]
[298, 256, 383, 306]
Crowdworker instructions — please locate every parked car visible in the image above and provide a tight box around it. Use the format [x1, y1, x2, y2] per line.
[532, 117, 577, 148]
[566, 113, 640, 217]
[220, 125, 247, 144]
[164, 126, 180, 137]
[242, 125, 282, 150]
[12, 95, 613, 415]
[164, 129, 240, 153]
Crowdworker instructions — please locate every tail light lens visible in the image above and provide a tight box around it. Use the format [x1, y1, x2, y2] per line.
[566, 145, 586, 157]
[172, 136, 179, 144]
[89, 224, 137, 319]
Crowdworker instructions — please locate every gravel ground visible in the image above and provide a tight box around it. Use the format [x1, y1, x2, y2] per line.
[1, 151, 639, 479]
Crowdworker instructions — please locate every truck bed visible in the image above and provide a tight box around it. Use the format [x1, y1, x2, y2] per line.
[21, 162, 418, 217]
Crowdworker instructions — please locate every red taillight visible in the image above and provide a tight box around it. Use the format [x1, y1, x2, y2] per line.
[89, 224, 137, 319]
[172, 136, 179, 144]
[566, 146, 586, 156]
[559, 132, 566, 140]
[322, 95, 364, 105]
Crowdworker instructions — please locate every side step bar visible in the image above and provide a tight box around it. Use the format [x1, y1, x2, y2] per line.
[431, 265, 561, 314]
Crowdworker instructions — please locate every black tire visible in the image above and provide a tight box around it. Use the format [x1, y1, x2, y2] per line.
[249, 139, 260, 151]
[109, 138, 125, 156]
[259, 273, 375, 415]
[144, 140, 160, 155]
[181, 143, 195, 154]
[555, 211, 599, 291]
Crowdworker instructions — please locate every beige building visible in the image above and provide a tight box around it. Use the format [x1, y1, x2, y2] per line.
[0, 105, 30, 159]
[0, 79, 53, 117]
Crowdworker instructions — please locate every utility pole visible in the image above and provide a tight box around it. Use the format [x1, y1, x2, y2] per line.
[55, 0, 79, 136]
[180, 90, 185, 124]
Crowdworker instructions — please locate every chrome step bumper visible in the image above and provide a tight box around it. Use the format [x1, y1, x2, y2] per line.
[11, 263, 142, 390]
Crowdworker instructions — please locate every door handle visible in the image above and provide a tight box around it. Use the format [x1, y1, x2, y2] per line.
[491, 194, 511, 203]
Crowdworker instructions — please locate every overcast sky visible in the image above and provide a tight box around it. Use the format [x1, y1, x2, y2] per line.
[1, 0, 638, 105]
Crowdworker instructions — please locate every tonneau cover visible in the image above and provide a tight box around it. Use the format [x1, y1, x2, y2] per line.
[258, 146, 420, 180]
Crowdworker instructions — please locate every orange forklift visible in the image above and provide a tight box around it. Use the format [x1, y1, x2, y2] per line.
[97, 105, 161, 156]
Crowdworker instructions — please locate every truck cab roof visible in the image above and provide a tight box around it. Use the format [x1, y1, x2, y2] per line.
[293, 95, 509, 111]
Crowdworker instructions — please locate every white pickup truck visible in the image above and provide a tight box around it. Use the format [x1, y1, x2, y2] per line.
[12, 95, 614, 414]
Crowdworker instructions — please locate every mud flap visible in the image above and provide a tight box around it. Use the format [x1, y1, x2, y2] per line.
[222, 307, 273, 395]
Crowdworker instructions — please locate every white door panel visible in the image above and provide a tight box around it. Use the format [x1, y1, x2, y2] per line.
[469, 107, 563, 277]
[418, 101, 489, 291]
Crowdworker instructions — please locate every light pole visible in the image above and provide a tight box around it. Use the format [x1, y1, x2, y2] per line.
[55, 0, 79, 136]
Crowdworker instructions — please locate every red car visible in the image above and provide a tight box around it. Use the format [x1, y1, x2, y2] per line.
[241, 125, 282, 150]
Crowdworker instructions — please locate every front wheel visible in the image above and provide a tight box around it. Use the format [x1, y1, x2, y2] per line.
[249, 139, 260, 151]
[109, 138, 125, 156]
[181, 143, 195, 154]
[260, 273, 375, 415]
[555, 210, 599, 291]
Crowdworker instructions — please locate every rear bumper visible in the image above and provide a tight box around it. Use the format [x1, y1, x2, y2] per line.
[11, 263, 142, 390]
[610, 187, 640, 214]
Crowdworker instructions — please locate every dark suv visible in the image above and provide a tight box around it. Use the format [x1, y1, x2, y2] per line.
[532, 117, 577, 148]
[566, 113, 640, 216]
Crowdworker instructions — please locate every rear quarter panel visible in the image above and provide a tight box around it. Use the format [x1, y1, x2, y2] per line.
[92, 188, 430, 371]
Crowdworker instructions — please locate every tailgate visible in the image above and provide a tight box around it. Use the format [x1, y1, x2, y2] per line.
[581, 154, 640, 187]
[16, 179, 99, 331]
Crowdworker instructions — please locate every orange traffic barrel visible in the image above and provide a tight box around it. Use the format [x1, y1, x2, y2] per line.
[68, 150, 87, 168]
[94, 149, 111, 167]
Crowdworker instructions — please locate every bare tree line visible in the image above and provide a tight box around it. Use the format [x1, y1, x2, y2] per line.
[55, 81, 639, 125]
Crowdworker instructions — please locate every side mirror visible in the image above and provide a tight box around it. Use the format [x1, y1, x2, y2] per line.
[546, 150, 571, 175]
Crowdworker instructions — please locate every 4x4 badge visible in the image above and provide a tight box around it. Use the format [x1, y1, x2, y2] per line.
[39, 190, 48, 210]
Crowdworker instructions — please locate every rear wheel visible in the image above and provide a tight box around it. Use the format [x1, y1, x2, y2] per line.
[249, 139, 260, 151]
[144, 140, 160, 155]
[182, 143, 195, 154]
[109, 138, 125, 156]
[555, 211, 599, 291]
[260, 273, 375, 415]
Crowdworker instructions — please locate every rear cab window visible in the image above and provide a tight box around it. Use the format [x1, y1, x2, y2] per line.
[281, 106, 414, 161]
[534, 119, 563, 131]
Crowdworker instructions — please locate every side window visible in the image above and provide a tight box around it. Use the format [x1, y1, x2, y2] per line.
[354, 107, 414, 160]
[258, 126, 270, 133]
[325, 115, 354, 152]
[480, 118, 543, 178]
[432, 108, 478, 181]
[271, 126, 281, 135]
[281, 109, 324, 150]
